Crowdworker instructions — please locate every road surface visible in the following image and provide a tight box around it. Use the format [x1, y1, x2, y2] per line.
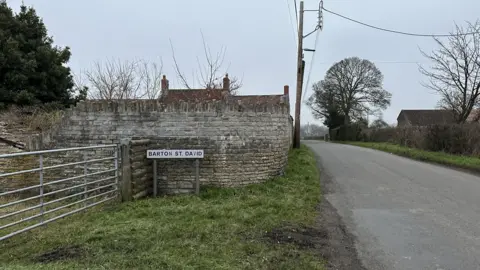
[305, 141, 480, 270]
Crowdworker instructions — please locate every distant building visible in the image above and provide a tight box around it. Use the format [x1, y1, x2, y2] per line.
[159, 74, 289, 105]
[397, 109, 480, 127]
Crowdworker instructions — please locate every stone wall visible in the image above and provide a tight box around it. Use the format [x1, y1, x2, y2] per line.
[26, 98, 292, 194]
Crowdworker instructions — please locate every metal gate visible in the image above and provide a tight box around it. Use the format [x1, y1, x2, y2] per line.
[0, 145, 119, 241]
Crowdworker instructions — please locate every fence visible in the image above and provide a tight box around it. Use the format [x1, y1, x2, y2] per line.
[119, 139, 153, 201]
[0, 145, 119, 241]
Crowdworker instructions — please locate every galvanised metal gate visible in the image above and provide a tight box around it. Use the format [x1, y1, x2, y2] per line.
[0, 145, 119, 241]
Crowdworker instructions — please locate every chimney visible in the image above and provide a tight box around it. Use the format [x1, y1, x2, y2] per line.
[161, 75, 169, 97]
[282, 85, 290, 104]
[223, 73, 230, 91]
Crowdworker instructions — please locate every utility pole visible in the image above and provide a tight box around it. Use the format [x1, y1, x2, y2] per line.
[293, 1, 304, 149]
[293, 0, 323, 149]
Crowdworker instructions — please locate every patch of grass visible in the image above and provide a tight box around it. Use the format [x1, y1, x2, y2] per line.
[341, 141, 480, 172]
[0, 145, 324, 269]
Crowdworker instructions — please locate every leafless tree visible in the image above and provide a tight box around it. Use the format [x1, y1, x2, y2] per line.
[67, 70, 87, 100]
[86, 59, 143, 100]
[139, 59, 164, 99]
[300, 123, 328, 137]
[170, 32, 243, 95]
[85, 58, 163, 100]
[309, 57, 391, 125]
[419, 20, 480, 123]
[72, 70, 87, 91]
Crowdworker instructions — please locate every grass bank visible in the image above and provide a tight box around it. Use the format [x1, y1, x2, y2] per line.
[0, 145, 324, 269]
[341, 141, 480, 172]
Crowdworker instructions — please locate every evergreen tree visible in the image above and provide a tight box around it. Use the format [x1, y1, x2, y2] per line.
[0, 3, 80, 108]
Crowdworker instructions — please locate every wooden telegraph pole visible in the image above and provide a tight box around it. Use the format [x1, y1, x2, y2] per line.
[293, 0, 323, 148]
[293, 1, 304, 149]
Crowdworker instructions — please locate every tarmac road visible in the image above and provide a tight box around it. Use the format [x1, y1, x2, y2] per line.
[305, 140, 480, 270]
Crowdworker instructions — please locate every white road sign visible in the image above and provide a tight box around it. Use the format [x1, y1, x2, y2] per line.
[147, 149, 204, 159]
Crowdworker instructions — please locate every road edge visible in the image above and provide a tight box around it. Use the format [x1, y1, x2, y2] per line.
[335, 141, 480, 177]
[309, 144, 368, 270]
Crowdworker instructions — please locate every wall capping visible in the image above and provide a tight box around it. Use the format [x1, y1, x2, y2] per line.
[73, 98, 290, 114]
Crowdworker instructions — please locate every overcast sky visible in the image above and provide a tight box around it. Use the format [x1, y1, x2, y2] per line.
[12, 0, 480, 126]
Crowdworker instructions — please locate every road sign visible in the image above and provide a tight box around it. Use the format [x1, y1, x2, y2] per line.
[147, 149, 204, 159]
[147, 149, 204, 196]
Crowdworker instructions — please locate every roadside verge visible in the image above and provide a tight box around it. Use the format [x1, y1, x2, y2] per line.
[338, 141, 480, 174]
[1, 145, 326, 269]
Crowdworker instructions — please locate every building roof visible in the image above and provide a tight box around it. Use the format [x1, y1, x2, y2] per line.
[160, 89, 226, 103]
[161, 90, 286, 106]
[159, 74, 289, 106]
[397, 110, 455, 126]
[231, 95, 285, 105]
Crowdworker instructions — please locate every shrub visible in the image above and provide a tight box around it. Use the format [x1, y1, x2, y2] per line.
[331, 124, 364, 141]
[362, 123, 480, 157]
[363, 127, 396, 143]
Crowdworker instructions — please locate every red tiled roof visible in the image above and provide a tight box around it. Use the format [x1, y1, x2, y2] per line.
[160, 89, 226, 103]
[161, 89, 287, 106]
[232, 95, 284, 105]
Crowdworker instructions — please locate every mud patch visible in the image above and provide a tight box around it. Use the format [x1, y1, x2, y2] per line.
[265, 223, 328, 250]
[35, 245, 85, 263]
[317, 198, 366, 269]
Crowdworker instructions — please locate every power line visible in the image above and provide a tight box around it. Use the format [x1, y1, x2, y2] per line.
[286, 0, 298, 45]
[322, 7, 480, 37]
[317, 61, 426, 65]
[324, 0, 473, 1]
[294, 0, 299, 28]
[302, 28, 321, 101]
[301, 1, 323, 102]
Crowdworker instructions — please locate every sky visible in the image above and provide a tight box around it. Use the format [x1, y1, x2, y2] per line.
[10, 0, 480, 126]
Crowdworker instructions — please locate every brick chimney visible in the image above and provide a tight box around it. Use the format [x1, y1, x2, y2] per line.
[161, 75, 169, 98]
[282, 85, 290, 104]
[221, 73, 231, 100]
[223, 73, 230, 91]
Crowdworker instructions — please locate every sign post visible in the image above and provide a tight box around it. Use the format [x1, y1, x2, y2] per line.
[153, 159, 158, 197]
[195, 159, 200, 194]
[147, 149, 205, 196]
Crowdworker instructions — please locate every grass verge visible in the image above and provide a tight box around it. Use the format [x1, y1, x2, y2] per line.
[341, 141, 480, 172]
[0, 145, 324, 270]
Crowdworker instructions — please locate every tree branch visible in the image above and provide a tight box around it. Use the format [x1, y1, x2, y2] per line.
[419, 20, 480, 123]
[170, 32, 242, 94]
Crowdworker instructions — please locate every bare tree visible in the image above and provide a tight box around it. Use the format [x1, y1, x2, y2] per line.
[72, 70, 87, 91]
[170, 32, 243, 94]
[419, 20, 480, 123]
[139, 59, 164, 99]
[70, 70, 88, 101]
[300, 123, 328, 137]
[308, 57, 391, 125]
[85, 58, 163, 100]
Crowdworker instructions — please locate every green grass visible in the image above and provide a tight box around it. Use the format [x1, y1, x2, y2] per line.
[0, 145, 323, 270]
[341, 141, 480, 172]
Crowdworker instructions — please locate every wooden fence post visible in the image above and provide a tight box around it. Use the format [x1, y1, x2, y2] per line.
[120, 139, 133, 202]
